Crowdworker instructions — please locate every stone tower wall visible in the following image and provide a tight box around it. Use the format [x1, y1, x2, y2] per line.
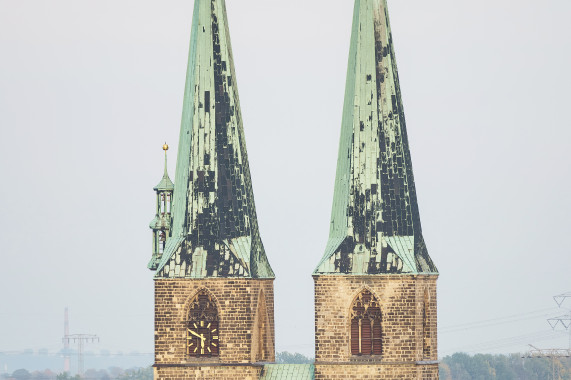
[313, 364, 438, 380]
[154, 366, 262, 380]
[154, 278, 274, 380]
[313, 275, 438, 379]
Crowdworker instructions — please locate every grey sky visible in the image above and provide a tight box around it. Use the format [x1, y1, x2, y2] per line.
[1, 0, 570, 362]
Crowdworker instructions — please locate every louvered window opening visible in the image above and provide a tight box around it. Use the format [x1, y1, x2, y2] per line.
[350, 290, 382, 355]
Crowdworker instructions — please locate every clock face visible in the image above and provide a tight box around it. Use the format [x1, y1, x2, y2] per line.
[187, 320, 219, 357]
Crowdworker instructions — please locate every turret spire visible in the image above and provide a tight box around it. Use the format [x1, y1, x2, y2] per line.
[153, 0, 273, 279]
[149, 143, 174, 270]
[162, 142, 169, 177]
[314, 0, 437, 275]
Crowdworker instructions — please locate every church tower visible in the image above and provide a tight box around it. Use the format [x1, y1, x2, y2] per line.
[150, 1, 275, 379]
[313, 0, 439, 379]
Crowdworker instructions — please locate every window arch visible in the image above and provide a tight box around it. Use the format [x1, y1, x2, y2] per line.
[350, 289, 382, 355]
[187, 290, 219, 357]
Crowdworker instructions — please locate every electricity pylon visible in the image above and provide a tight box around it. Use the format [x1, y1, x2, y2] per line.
[548, 292, 571, 349]
[63, 334, 99, 376]
[523, 292, 571, 380]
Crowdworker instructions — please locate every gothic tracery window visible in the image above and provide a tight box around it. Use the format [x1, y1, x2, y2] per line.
[187, 290, 219, 357]
[350, 290, 382, 356]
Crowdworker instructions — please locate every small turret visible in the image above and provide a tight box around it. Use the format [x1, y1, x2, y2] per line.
[148, 143, 174, 270]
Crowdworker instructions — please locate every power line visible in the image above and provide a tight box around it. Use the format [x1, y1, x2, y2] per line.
[445, 329, 566, 354]
[439, 307, 558, 333]
[547, 292, 571, 349]
[524, 345, 571, 358]
[522, 292, 571, 380]
[0, 350, 152, 357]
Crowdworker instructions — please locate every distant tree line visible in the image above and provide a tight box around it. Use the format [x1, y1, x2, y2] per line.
[275, 351, 314, 364]
[7, 352, 571, 379]
[0, 367, 153, 380]
[440, 353, 571, 380]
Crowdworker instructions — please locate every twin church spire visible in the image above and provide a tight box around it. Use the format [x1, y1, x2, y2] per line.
[150, 1, 438, 378]
[149, 0, 437, 277]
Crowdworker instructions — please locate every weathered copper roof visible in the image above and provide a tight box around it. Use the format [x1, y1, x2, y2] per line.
[260, 364, 315, 380]
[154, 0, 273, 279]
[153, 157, 174, 192]
[315, 0, 437, 275]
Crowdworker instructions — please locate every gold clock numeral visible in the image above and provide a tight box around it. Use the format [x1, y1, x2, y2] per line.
[194, 347, 198, 353]
[188, 342, 193, 346]
[193, 323, 198, 328]
[211, 328, 217, 333]
[200, 320, 204, 327]
[212, 342, 217, 347]
[212, 336, 218, 340]
[207, 347, 211, 353]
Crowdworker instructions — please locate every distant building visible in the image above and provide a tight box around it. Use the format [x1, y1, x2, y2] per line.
[148, 0, 438, 379]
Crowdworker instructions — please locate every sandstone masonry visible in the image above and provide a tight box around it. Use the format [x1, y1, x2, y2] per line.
[154, 279, 275, 380]
[313, 275, 438, 379]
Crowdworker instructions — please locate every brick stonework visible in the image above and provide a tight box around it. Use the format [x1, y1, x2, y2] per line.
[313, 364, 438, 379]
[154, 278, 275, 379]
[154, 366, 262, 380]
[313, 275, 438, 379]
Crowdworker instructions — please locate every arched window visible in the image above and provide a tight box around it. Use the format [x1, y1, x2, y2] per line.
[158, 230, 166, 254]
[350, 290, 382, 356]
[187, 290, 219, 357]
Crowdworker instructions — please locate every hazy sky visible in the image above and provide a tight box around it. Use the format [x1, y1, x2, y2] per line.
[1, 0, 570, 363]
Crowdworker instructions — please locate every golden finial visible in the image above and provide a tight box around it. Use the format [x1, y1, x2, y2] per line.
[163, 142, 169, 151]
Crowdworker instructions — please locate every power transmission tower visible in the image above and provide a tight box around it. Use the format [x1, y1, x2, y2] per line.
[548, 292, 571, 349]
[524, 345, 571, 358]
[523, 345, 570, 380]
[63, 308, 70, 372]
[523, 292, 571, 380]
[63, 334, 99, 376]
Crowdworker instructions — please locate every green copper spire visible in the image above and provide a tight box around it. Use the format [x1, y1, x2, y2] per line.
[153, 0, 274, 279]
[154, 143, 174, 192]
[314, 0, 437, 275]
[148, 144, 174, 270]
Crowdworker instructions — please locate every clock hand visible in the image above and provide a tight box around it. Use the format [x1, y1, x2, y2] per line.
[189, 330, 206, 340]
